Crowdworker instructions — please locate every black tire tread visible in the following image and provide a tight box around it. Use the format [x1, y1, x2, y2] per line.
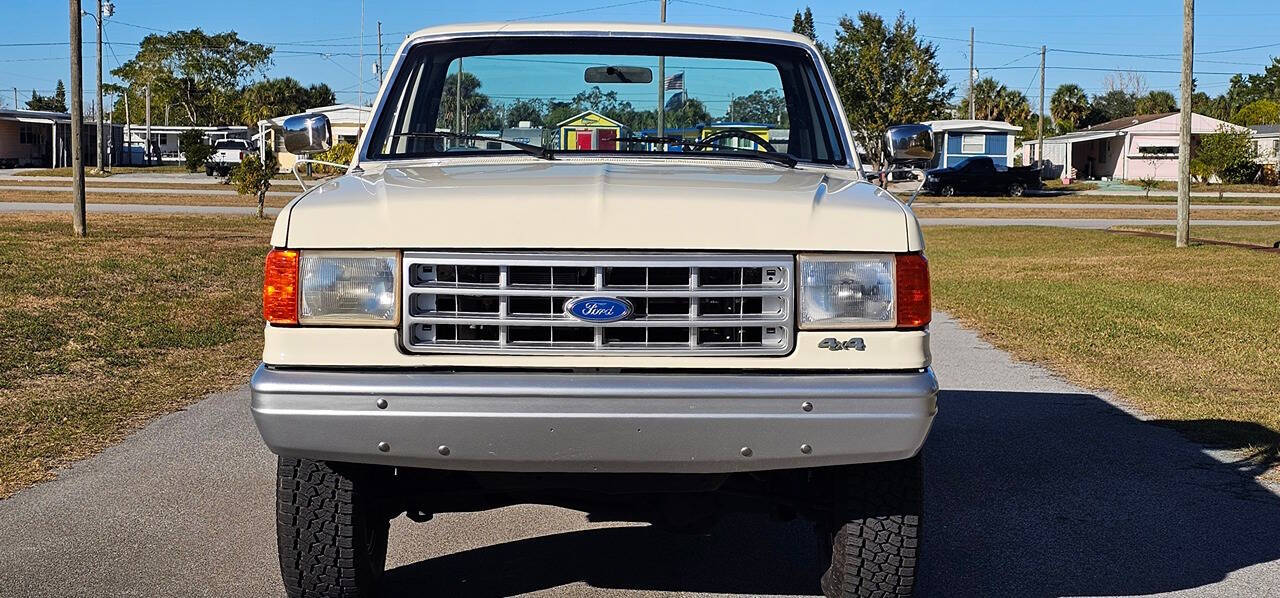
[820, 455, 923, 598]
[276, 457, 386, 598]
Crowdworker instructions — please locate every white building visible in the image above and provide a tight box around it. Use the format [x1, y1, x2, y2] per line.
[120, 125, 248, 165]
[256, 104, 371, 172]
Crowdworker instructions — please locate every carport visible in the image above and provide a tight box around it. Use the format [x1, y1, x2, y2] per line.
[0, 109, 105, 168]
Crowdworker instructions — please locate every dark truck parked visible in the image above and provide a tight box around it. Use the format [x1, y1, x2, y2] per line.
[921, 156, 1042, 197]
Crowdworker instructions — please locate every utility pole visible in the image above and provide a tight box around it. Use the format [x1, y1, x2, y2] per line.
[11, 88, 16, 110]
[358, 0, 365, 109]
[1038, 45, 1045, 165]
[657, 0, 667, 139]
[69, 0, 86, 236]
[968, 27, 975, 120]
[122, 89, 130, 163]
[144, 84, 150, 166]
[1177, 0, 1194, 247]
[376, 21, 383, 84]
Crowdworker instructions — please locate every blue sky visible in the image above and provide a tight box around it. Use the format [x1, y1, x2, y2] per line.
[2, 0, 1279, 114]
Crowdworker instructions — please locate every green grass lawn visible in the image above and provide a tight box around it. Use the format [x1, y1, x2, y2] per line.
[927, 226, 1280, 477]
[0, 213, 273, 497]
[1113, 225, 1280, 247]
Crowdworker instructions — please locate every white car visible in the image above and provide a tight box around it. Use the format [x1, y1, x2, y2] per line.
[252, 22, 936, 598]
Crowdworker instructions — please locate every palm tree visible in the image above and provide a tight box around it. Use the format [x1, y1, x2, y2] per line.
[1051, 84, 1090, 132]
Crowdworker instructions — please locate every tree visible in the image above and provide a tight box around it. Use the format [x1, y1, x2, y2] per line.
[310, 141, 355, 175]
[177, 128, 213, 172]
[957, 77, 1030, 124]
[231, 150, 279, 218]
[727, 88, 787, 125]
[1089, 90, 1137, 124]
[1050, 84, 1089, 132]
[239, 77, 335, 127]
[1192, 125, 1258, 184]
[436, 71, 499, 131]
[111, 29, 272, 125]
[665, 97, 712, 129]
[791, 7, 817, 41]
[504, 98, 546, 127]
[1231, 99, 1280, 126]
[27, 80, 68, 112]
[825, 11, 952, 167]
[1135, 90, 1177, 115]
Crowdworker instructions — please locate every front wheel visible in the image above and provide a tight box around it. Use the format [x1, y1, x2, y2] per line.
[1008, 182, 1026, 197]
[816, 455, 923, 598]
[938, 185, 956, 197]
[276, 457, 392, 598]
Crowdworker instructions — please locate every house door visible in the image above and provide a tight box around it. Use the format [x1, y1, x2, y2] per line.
[576, 131, 594, 150]
[598, 129, 617, 150]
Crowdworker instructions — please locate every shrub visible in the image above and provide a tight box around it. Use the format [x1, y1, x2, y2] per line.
[308, 141, 355, 175]
[1195, 126, 1258, 184]
[178, 129, 213, 173]
[231, 150, 279, 219]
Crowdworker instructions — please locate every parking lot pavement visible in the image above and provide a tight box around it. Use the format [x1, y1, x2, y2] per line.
[0, 314, 1277, 598]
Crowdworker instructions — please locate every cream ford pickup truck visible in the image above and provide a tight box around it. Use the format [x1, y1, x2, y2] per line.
[252, 22, 937, 598]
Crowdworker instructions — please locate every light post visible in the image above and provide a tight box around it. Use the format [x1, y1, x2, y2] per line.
[82, 0, 114, 174]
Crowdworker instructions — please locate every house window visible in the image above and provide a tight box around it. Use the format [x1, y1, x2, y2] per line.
[1273, 139, 1279, 154]
[961, 133, 984, 154]
[1138, 146, 1178, 156]
[18, 124, 40, 145]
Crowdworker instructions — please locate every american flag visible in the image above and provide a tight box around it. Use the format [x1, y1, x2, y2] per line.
[664, 72, 685, 91]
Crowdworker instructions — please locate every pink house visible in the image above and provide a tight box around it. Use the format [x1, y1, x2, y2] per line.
[1019, 112, 1245, 182]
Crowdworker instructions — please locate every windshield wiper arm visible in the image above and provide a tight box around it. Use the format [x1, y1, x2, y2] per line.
[615, 136, 797, 168]
[388, 132, 554, 160]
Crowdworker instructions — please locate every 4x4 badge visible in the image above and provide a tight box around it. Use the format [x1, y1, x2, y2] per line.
[819, 337, 866, 352]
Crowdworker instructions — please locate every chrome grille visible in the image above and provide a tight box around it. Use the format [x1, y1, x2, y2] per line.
[401, 252, 793, 355]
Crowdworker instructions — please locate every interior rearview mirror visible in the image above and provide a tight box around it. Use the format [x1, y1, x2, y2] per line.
[884, 124, 934, 164]
[282, 113, 333, 155]
[584, 66, 653, 84]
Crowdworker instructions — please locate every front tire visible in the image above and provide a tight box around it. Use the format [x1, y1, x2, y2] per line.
[817, 455, 923, 598]
[938, 185, 956, 197]
[276, 457, 392, 598]
[1008, 182, 1026, 197]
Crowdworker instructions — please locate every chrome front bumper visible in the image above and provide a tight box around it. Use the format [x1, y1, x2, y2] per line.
[249, 365, 938, 474]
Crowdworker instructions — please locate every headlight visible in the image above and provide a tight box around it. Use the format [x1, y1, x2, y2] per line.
[797, 255, 895, 329]
[299, 251, 399, 325]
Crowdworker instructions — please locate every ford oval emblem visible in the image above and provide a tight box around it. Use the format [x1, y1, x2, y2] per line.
[565, 296, 633, 323]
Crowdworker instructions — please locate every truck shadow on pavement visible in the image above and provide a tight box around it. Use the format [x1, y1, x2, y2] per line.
[381, 389, 1280, 597]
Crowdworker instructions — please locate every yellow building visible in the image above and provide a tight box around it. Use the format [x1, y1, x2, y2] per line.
[555, 111, 626, 150]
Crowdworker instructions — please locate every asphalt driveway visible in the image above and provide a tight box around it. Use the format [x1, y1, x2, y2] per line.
[1, 314, 1277, 597]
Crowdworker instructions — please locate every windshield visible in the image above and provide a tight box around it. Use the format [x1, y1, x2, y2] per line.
[367, 36, 846, 165]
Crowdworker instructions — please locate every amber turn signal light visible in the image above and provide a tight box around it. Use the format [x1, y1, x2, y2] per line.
[895, 253, 930, 328]
[264, 248, 300, 325]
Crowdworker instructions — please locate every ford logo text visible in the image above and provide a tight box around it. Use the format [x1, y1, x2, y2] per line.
[566, 296, 634, 323]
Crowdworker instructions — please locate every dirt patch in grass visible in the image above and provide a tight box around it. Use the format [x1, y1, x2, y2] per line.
[1142, 180, 1280, 194]
[915, 207, 1280, 221]
[14, 165, 190, 177]
[1043, 180, 1099, 191]
[927, 227, 1280, 479]
[0, 213, 273, 497]
[1112, 225, 1280, 248]
[0, 189, 292, 208]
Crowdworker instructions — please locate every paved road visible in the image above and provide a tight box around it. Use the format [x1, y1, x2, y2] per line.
[0, 184, 297, 197]
[0, 170, 305, 187]
[916, 202, 1280, 211]
[0, 202, 281, 216]
[1, 314, 1276, 598]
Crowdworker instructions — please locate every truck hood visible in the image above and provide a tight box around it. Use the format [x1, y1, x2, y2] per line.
[280, 159, 918, 252]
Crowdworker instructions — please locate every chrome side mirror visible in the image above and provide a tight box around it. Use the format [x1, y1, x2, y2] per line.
[282, 114, 333, 155]
[884, 124, 934, 164]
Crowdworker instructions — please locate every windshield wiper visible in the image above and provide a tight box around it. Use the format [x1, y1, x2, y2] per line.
[387, 132, 555, 160]
[615, 136, 797, 168]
